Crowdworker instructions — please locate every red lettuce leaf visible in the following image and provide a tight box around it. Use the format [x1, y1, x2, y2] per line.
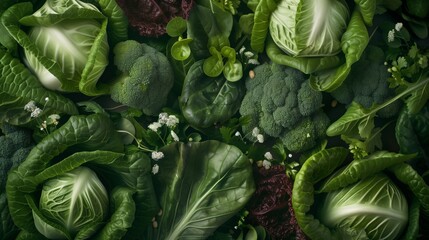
[116, 0, 194, 37]
[247, 165, 307, 240]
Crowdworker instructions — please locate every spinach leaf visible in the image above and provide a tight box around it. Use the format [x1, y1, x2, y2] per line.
[395, 104, 429, 161]
[147, 140, 255, 239]
[180, 60, 245, 128]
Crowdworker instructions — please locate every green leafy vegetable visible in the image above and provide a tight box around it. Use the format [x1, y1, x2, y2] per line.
[395, 104, 429, 161]
[327, 75, 429, 138]
[6, 113, 159, 239]
[320, 173, 409, 240]
[180, 60, 245, 128]
[1, 0, 111, 96]
[292, 147, 349, 239]
[319, 151, 416, 193]
[147, 140, 255, 239]
[250, 0, 374, 91]
[0, 47, 78, 126]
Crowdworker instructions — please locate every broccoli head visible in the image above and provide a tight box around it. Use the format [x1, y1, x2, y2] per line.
[240, 62, 329, 153]
[331, 45, 401, 118]
[110, 40, 174, 116]
[0, 123, 34, 189]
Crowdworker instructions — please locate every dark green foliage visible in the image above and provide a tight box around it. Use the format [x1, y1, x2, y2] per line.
[331, 45, 401, 118]
[0, 123, 34, 240]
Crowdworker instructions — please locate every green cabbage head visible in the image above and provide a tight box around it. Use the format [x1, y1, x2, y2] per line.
[17, 0, 110, 96]
[34, 166, 109, 239]
[270, 0, 349, 57]
[320, 173, 409, 239]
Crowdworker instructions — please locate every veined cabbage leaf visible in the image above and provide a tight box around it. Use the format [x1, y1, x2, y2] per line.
[6, 113, 159, 239]
[250, 0, 375, 92]
[147, 141, 255, 239]
[0, 47, 78, 125]
[269, 0, 349, 57]
[320, 173, 409, 240]
[0, 0, 127, 96]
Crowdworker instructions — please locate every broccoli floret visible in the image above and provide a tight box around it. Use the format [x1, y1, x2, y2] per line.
[282, 112, 330, 152]
[0, 136, 15, 158]
[0, 123, 34, 189]
[331, 45, 401, 118]
[240, 62, 329, 153]
[110, 40, 174, 116]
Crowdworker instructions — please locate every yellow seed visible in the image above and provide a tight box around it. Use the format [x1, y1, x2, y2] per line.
[249, 70, 255, 79]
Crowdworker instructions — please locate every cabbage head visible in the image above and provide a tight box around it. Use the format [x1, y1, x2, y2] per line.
[250, 0, 377, 91]
[320, 173, 409, 240]
[269, 0, 349, 57]
[0, 0, 128, 96]
[34, 167, 109, 239]
[6, 113, 159, 239]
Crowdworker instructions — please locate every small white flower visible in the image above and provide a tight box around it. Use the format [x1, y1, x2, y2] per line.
[148, 122, 162, 132]
[158, 112, 169, 124]
[264, 152, 273, 160]
[30, 108, 43, 118]
[45, 97, 49, 102]
[306, 133, 311, 138]
[40, 121, 47, 130]
[166, 115, 179, 128]
[248, 58, 260, 65]
[239, 46, 246, 55]
[288, 153, 293, 158]
[395, 22, 403, 32]
[171, 130, 179, 142]
[235, 131, 241, 137]
[252, 127, 260, 137]
[262, 160, 271, 170]
[24, 101, 37, 112]
[256, 134, 264, 143]
[151, 151, 164, 161]
[387, 29, 395, 42]
[152, 164, 159, 174]
[48, 114, 61, 125]
[244, 51, 254, 58]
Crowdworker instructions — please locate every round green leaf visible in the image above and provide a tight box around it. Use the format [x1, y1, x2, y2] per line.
[166, 17, 187, 37]
[171, 38, 193, 61]
[203, 47, 224, 77]
[223, 60, 243, 82]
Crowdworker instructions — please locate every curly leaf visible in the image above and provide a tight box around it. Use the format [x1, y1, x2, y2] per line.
[147, 141, 255, 239]
[6, 114, 124, 234]
[266, 36, 342, 74]
[96, 0, 128, 46]
[319, 151, 416, 192]
[310, 9, 369, 92]
[250, 0, 279, 52]
[0, 48, 78, 125]
[292, 147, 349, 239]
[389, 163, 429, 214]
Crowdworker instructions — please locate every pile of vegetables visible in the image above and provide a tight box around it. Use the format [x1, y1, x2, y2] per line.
[0, 0, 428, 239]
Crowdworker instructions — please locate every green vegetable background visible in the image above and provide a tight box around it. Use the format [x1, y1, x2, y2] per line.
[0, 0, 428, 239]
